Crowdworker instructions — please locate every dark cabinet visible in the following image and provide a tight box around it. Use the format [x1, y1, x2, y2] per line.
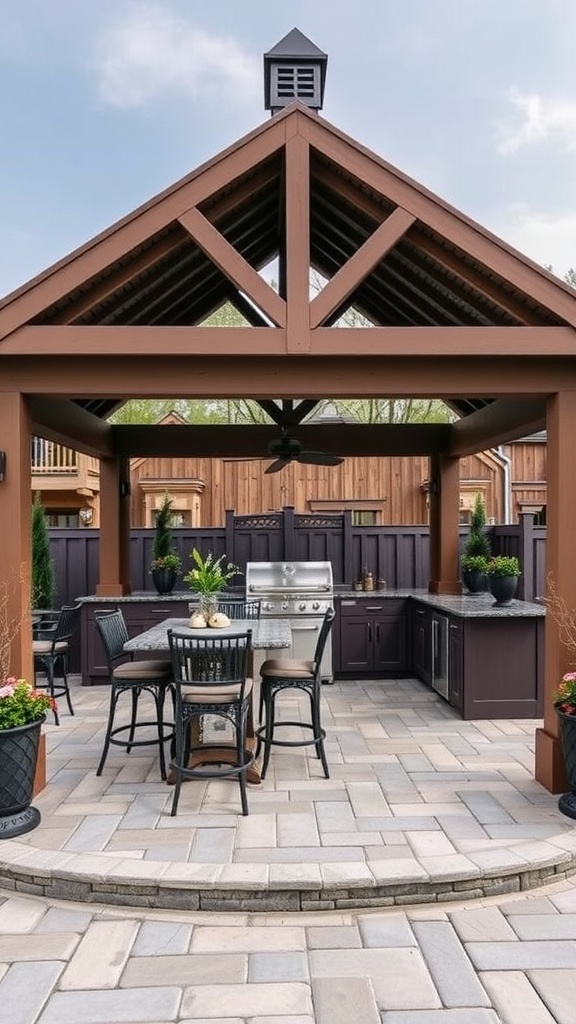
[410, 603, 432, 686]
[81, 598, 191, 684]
[338, 598, 407, 675]
[448, 619, 463, 711]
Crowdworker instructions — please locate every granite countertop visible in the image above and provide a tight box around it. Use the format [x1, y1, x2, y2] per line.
[334, 587, 545, 618]
[78, 591, 196, 603]
[123, 617, 292, 651]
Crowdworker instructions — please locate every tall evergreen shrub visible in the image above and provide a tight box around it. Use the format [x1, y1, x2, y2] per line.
[32, 493, 56, 608]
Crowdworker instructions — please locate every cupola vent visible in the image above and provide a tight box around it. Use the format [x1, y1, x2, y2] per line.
[264, 28, 328, 116]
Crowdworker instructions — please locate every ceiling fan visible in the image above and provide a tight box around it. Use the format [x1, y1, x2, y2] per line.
[265, 428, 344, 474]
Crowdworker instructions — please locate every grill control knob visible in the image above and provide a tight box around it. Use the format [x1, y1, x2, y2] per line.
[282, 601, 289, 611]
[263, 601, 274, 612]
[312, 601, 320, 610]
[299, 602, 307, 611]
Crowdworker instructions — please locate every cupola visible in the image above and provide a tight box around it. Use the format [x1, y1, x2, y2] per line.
[264, 28, 328, 116]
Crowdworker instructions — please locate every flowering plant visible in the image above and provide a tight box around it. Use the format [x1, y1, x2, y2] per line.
[554, 673, 576, 717]
[0, 678, 56, 730]
[149, 552, 181, 573]
[183, 549, 241, 594]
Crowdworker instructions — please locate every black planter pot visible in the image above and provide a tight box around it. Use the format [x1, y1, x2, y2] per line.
[0, 717, 44, 839]
[488, 574, 518, 606]
[151, 567, 177, 595]
[462, 569, 487, 595]
[556, 710, 576, 819]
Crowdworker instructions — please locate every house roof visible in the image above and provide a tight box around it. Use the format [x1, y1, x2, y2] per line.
[1, 101, 574, 450]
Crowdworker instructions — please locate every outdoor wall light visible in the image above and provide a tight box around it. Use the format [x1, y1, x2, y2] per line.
[78, 507, 94, 526]
[0, 451, 5, 482]
[120, 479, 131, 499]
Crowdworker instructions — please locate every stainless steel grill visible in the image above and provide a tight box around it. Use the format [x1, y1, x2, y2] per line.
[246, 561, 334, 681]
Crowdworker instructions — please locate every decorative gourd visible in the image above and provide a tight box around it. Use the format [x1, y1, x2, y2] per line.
[188, 612, 207, 628]
[208, 612, 231, 628]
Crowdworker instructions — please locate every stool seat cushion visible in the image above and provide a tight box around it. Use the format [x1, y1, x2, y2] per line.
[33, 639, 69, 655]
[113, 659, 172, 681]
[182, 678, 253, 704]
[260, 658, 314, 679]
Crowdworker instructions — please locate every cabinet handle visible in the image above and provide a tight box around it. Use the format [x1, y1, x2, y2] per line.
[365, 605, 383, 612]
[368, 623, 372, 642]
[376, 623, 380, 642]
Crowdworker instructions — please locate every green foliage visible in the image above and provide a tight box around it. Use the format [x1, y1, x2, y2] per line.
[0, 678, 56, 729]
[460, 554, 489, 573]
[150, 494, 181, 572]
[462, 493, 491, 563]
[31, 494, 55, 609]
[486, 556, 521, 577]
[183, 549, 241, 594]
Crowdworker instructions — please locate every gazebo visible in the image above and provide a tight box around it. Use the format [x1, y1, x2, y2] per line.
[1, 31, 576, 795]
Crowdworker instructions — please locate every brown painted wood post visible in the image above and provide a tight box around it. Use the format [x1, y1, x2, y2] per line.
[428, 452, 462, 594]
[535, 391, 576, 793]
[95, 455, 132, 596]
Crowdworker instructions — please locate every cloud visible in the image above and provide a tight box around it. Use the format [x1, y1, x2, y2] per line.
[495, 203, 576, 277]
[93, 3, 260, 109]
[497, 88, 576, 155]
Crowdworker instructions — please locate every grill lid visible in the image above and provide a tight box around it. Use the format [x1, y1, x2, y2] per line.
[246, 560, 333, 594]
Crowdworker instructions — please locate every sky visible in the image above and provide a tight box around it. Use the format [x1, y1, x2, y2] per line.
[1, 0, 575, 298]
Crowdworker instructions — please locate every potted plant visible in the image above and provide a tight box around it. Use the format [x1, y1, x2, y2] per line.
[460, 493, 491, 594]
[0, 677, 56, 838]
[544, 575, 576, 817]
[149, 494, 181, 595]
[183, 548, 241, 620]
[486, 555, 521, 606]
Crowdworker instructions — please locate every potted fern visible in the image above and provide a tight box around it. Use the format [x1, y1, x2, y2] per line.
[149, 494, 181, 595]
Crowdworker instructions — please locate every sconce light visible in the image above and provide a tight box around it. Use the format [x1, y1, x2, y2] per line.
[0, 451, 5, 482]
[79, 507, 94, 527]
[428, 479, 439, 496]
[120, 479, 131, 499]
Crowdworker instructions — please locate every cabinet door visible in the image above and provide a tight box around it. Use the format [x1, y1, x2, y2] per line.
[411, 605, 432, 684]
[339, 615, 372, 671]
[374, 614, 408, 673]
[448, 620, 464, 710]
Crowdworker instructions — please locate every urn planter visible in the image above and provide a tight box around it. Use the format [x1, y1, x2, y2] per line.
[151, 567, 177, 595]
[557, 709, 576, 819]
[462, 569, 487, 595]
[0, 717, 45, 838]
[488, 574, 518, 606]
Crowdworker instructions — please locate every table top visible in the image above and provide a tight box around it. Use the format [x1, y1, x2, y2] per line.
[123, 617, 292, 652]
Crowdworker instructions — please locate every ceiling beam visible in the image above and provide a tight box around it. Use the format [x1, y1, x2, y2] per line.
[178, 208, 286, 327]
[310, 207, 416, 328]
[30, 399, 114, 457]
[449, 399, 546, 456]
[110, 422, 452, 458]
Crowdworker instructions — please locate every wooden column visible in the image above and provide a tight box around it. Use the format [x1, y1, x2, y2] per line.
[428, 452, 462, 595]
[0, 391, 33, 680]
[95, 456, 132, 597]
[535, 391, 576, 792]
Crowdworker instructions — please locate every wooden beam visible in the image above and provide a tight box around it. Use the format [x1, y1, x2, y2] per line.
[312, 325, 576, 357]
[110, 422, 452, 458]
[1, 325, 287, 356]
[449, 399, 546, 456]
[178, 208, 286, 328]
[30, 399, 114, 457]
[310, 208, 416, 328]
[284, 124, 311, 352]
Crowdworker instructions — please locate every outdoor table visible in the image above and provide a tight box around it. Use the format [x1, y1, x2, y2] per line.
[124, 617, 292, 784]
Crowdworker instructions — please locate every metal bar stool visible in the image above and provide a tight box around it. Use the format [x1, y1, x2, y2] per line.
[95, 610, 175, 779]
[255, 607, 334, 779]
[32, 602, 82, 724]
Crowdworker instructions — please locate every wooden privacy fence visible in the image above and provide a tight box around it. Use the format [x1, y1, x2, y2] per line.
[48, 507, 546, 609]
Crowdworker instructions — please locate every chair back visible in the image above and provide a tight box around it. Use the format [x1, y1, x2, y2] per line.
[168, 629, 252, 697]
[95, 609, 130, 670]
[313, 607, 335, 673]
[53, 602, 82, 644]
[217, 599, 261, 620]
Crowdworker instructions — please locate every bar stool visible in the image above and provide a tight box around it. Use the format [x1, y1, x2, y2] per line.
[255, 607, 335, 779]
[95, 609, 175, 779]
[32, 602, 82, 724]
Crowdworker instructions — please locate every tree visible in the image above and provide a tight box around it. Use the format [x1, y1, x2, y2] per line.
[462, 492, 491, 563]
[31, 493, 55, 609]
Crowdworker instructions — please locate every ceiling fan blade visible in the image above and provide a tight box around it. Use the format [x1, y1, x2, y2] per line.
[265, 457, 292, 474]
[297, 451, 344, 467]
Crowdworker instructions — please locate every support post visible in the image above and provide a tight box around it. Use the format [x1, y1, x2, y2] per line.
[428, 452, 462, 594]
[96, 456, 132, 597]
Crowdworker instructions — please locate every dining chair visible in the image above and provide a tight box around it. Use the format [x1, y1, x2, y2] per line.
[167, 629, 253, 816]
[216, 599, 261, 620]
[255, 607, 335, 779]
[94, 609, 175, 779]
[32, 602, 82, 725]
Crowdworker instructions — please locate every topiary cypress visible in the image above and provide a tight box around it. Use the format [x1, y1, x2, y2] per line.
[31, 492, 56, 608]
